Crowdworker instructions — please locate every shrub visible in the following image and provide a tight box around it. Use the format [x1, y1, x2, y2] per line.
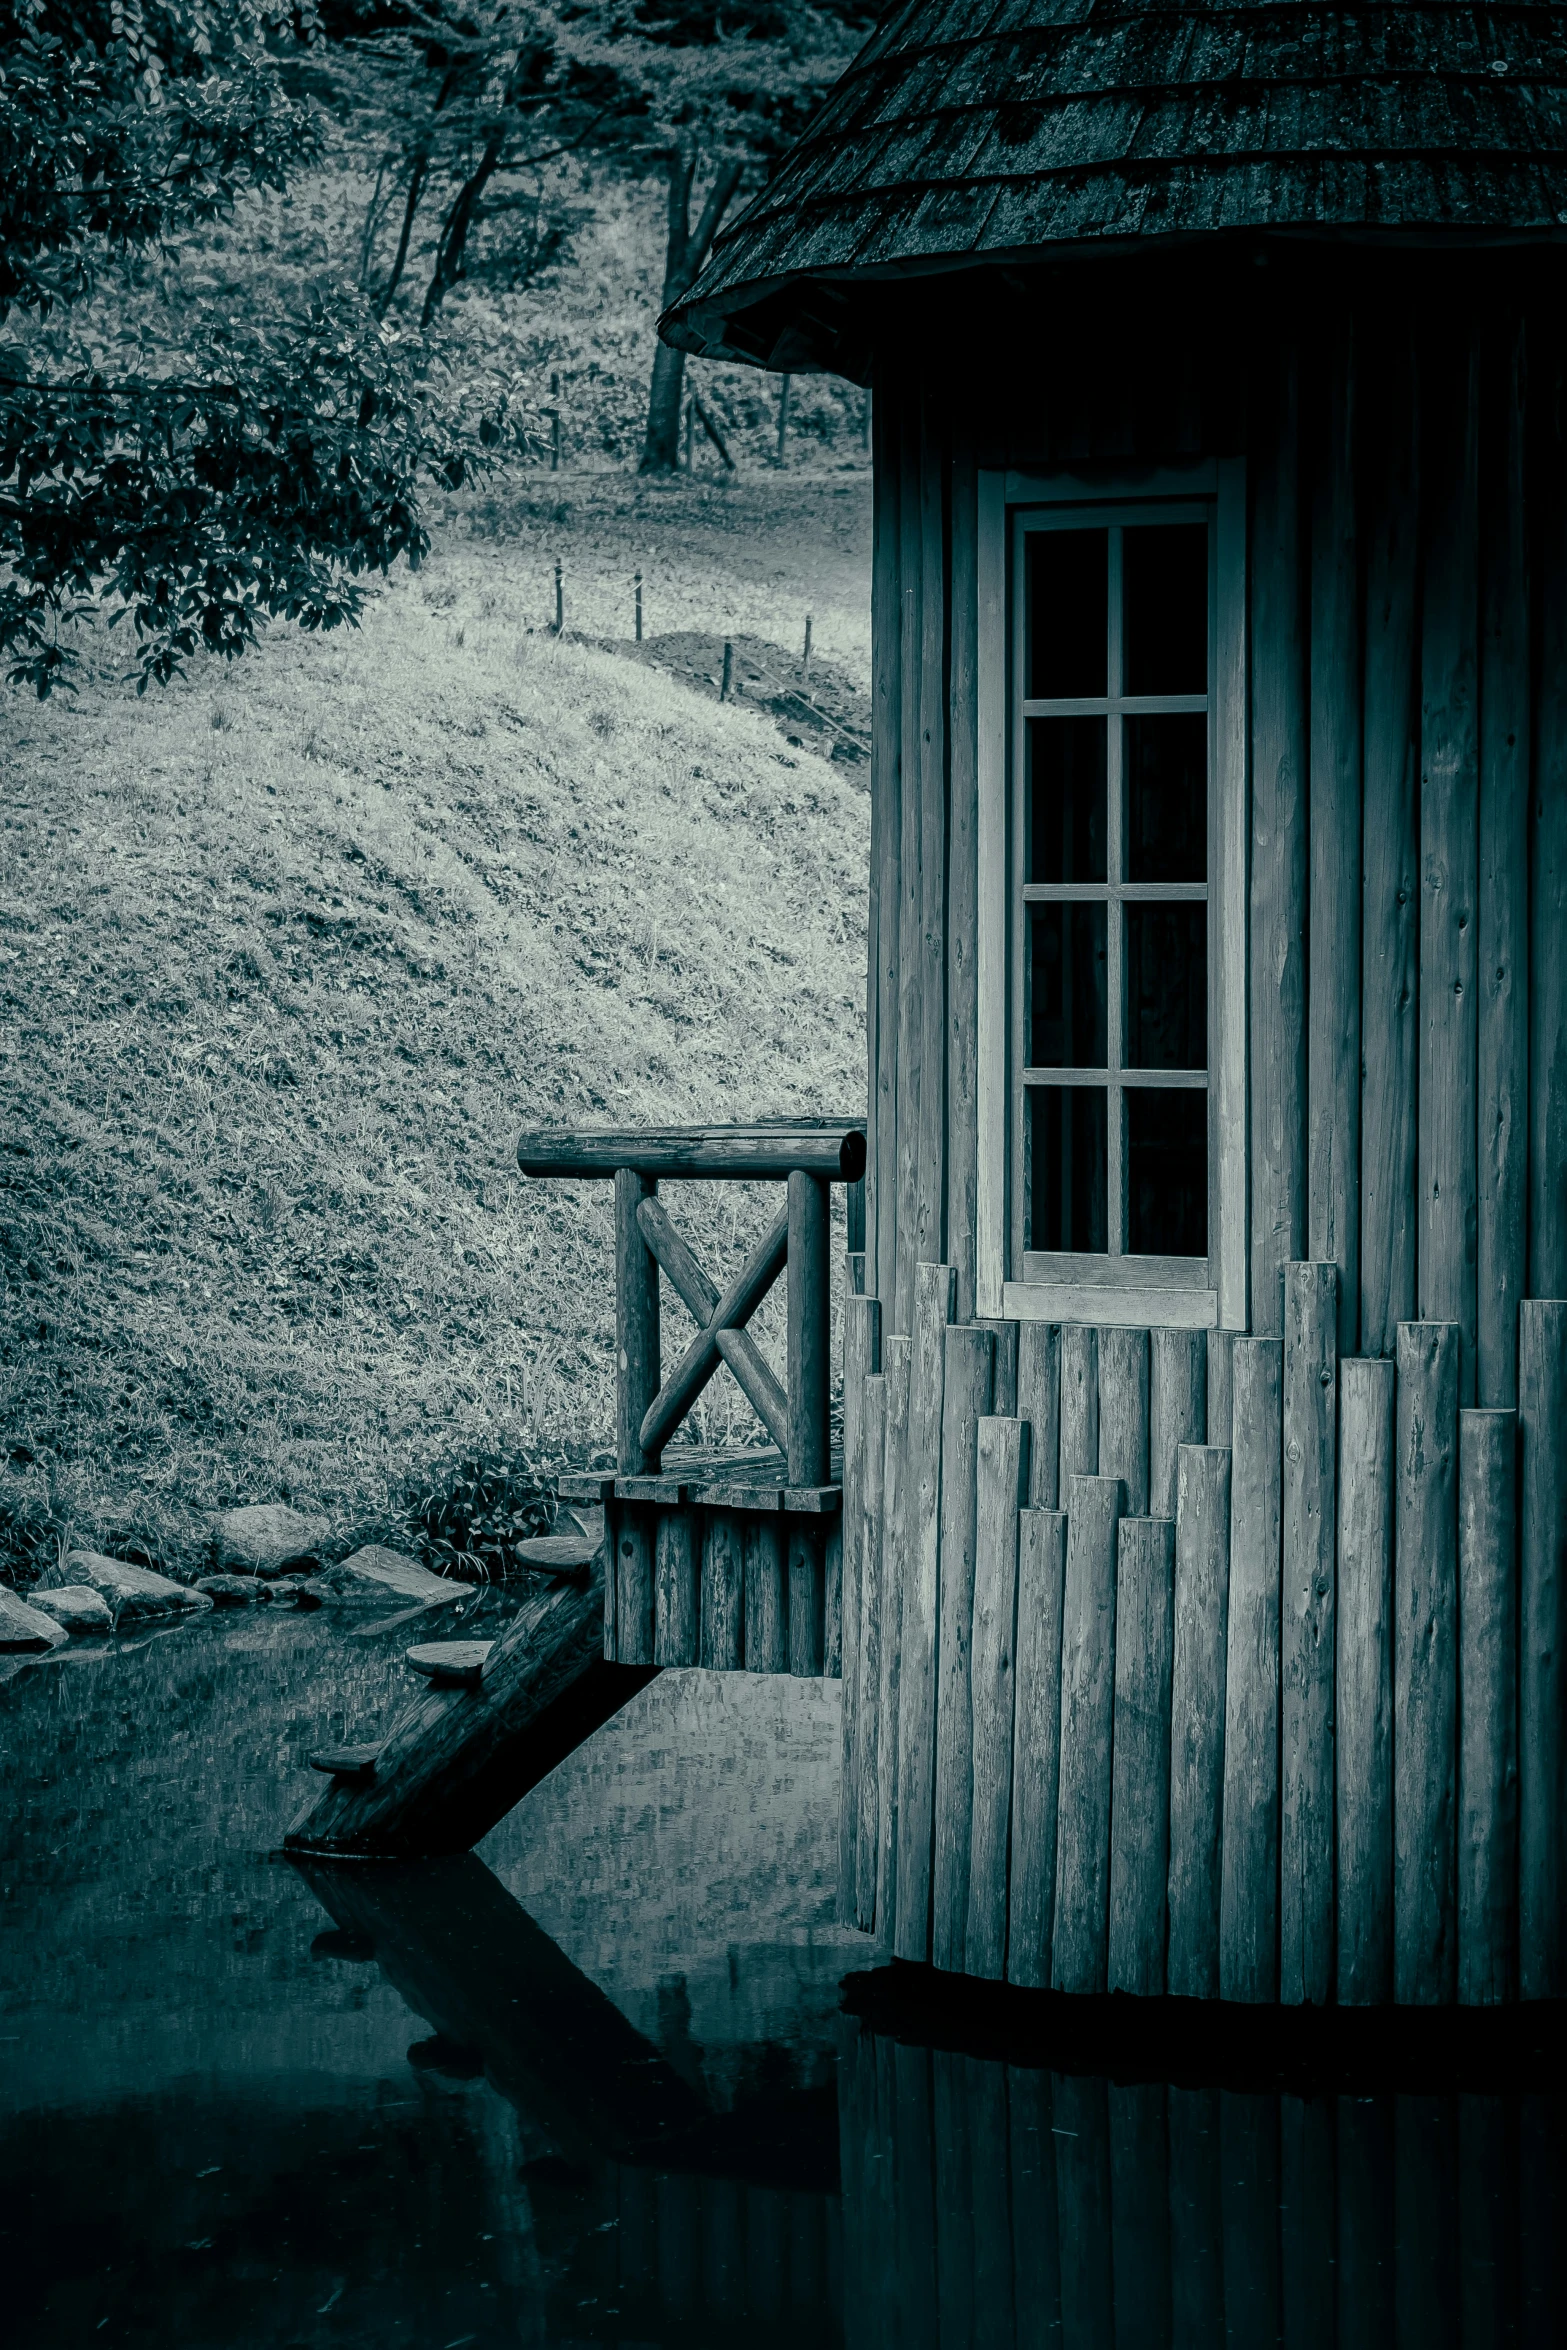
[400, 1451, 557, 1583]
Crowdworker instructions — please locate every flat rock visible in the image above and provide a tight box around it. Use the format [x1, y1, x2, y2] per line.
[511, 1532, 598, 1579]
[316, 1546, 469, 1607]
[405, 1639, 492, 1685]
[196, 1573, 259, 1606]
[0, 1586, 69, 1654]
[211, 1503, 330, 1578]
[46, 1552, 213, 1626]
[259, 1576, 323, 1609]
[28, 1583, 113, 1635]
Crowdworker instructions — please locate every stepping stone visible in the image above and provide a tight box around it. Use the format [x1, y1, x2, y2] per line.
[405, 1639, 492, 1686]
[0, 1586, 69, 1654]
[41, 1553, 212, 1627]
[197, 1574, 259, 1607]
[511, 1533, 599, 1579]
[28, 1584, 113, 1635]
[309, 1744, 380, 1779]
[211, 1503, 330, 1578]
[316, 1547, 471, 1607]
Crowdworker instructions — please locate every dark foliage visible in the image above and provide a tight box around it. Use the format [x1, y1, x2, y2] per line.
[400, 1450, 557, 1582]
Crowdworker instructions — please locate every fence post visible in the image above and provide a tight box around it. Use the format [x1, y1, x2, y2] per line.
[615, 1168, 660, 1474]
[787, 1169, 830, 1486]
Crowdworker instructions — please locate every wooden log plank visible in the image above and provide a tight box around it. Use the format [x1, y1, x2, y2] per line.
[1107, 1514, 1175, 1996]
[932, 1323, 997, 1971]
[1053, 2074, 1114, 2347]
[1249, 331, 1308, 1336]
[699, 1512, 743, 1671]
[824, 1521, 843, 1678]
[1457, 1406, 1519, 2005]
[1168, 1446, 1231, 1999]
[1308, 307, 1364, 1357]
[1394, 1318, 1461, 2004]
[616, 1168, 660, 1472]
[1359, 301, 1421, 1359]
[1097, 1327, 1150, 1517]
[1477, 314, 1530, 1408]
[966, 1415, 1029, 1980]
[1418, 326, 1481, 1400]
[1017, 1321, 1061, 1509]
[1336, 2093, 1395, 2350]
[947, 425, 980, 1321]
[1394, 2097, 1460, 2350]
[855, 1372, 889, 1929]
[787, 1170, 832, 1487]
[615, 1504, 655, 1666]
[1007, 1510, 1067, 1990]
[1059, 1322, 1100, 1494]
[653, 1509, 698, 1666]
[915, 384, 949, 1291]
[642, 1208, 789, 1458]
[1169, 2087, 1224, 2350]
[839, 1296, 881, 1920]
[894, 1262, 956, 1961]
[602, 1498, 617, 1661]
[1280, 1260, 1337, 2007]
[1336, 1356, 1395, 2005]
[1220, 1338, 1282, 2002]
[1151, 1328, 1207, 1522]
[869, 369, 901, 1309]
[1279, 2095, 1334, 2350]
[932, 2051, 976, 2349]
[895, 389, 924, 1340]
[1457, 2096, 1517, 2350]
[977, 1317, 1020, 1417]
[1109, 2083, 1172, 2350]
[1008, 2067, 1063, 2340]
[519, 1124, 867, 1181]
[1051, 1473, 1125, 1994]
[1518, 1299, 1567, 1997]
[1219, 2093, 1282, 2350]
[1533, 335, 1567, 1299]
[788, 1520, 825, 1677]
[875, 1336, 913, 1948]
[1206, 1328, 1235, 1448]
[744, 1516, 787, 1675]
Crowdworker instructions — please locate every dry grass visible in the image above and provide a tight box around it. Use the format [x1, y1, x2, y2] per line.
[0, 495, 870, 1579]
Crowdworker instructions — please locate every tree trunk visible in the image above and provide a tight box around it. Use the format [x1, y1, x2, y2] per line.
[378, 153, 429, 319]
[639, 150, 742, 475]
[422, 123, 507, 327]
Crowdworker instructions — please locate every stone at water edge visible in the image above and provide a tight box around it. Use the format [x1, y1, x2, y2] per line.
[0, 1585, 70, 1653]
[315, 1546, 472, 1607]
[258, 1576, 323, 1610]
[196, 1574, 259, 1608]
[40, 1552, 213, 1626]
[211, 1503, 330, 1578]
[28, 1583, 113, 1635]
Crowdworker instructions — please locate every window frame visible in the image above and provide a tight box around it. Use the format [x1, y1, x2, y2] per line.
[975, 460, 1248, 1332]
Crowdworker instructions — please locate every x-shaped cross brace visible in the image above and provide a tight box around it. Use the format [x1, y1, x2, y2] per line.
[635, 1194, 790, 1458]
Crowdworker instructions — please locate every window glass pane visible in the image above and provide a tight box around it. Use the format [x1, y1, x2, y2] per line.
[1030, 903, 1108, 1068]
[1028, 717, 1107, 883]
[1027, 529, 1108, 699]
[1126, 713, 1206, 883]
[1123, 522, 1207, 695]
[1029, 1086, 1108, 1253]
[1126, 904, 1207, 1069]
[1127, 1089, 1208, 1255]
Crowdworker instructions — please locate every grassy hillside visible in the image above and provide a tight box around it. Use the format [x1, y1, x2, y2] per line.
[0, 483, 871, 1581]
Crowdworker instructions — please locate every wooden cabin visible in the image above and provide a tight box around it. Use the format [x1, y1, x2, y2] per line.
[661, 3, 1567, 2006]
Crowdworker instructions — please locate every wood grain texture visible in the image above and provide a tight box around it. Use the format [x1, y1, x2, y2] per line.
[1098, 1327, 1150, 1517]
[978, 1316, 1020, 1417]
[1151, 1328, 1208, 1521]
[653, 1509, 698, 1666]
[895, 390, 925, 1339]
[1249, 331, 1308, 1337]
[916, 386, 950, 1290]
[1018, 1321, 1062, 1508]
[1394, 1318, 1460, 2004]
[869, 370, 902, 1308]
[824, 1521, 843, 1678]
[788, 1520, 825, 1677]
[1531, 336, 1567, 1298]
[1519, 1300, 1567, 1997]
[966, 1416, 1029, 1979]
[948, 427, 981, 1320]
[1206, 1328, 1235, 1448]
[875, 1337, 913, 1950]
[615, 1168, 661, 1472]
[1220, 1335, 1282, 2003]
[786, 1170, 831, 1486]
[1059, 1323, 1100, 1494]
[1418, 328, 1481, 1400]
[1280, 1260, 1337, 2007]
[615, 1504, 655, 1666]
[1359, 303, 1421, 1359]
[855, 1371, 888, 1930]
[1336, 1356, 1395, 2005]
[1107, 1515, 1175, 1996]
[700, 1512, 743, 1672]
[1477, 314, 1530, 1408]
[1052, 1474, 1125, 1995]
[1308, 312, 1364, 1357]
[838, 1295, 880, 1919]
[894, 1260, 956, 1962]
[1457, 1406, 1518, 2005]
[744, 1515, 787, 1676]
[1007, 1509, 1067, 1989]
[932, 1322, 997, 1971]
[1168, 1446, 1231, 2000]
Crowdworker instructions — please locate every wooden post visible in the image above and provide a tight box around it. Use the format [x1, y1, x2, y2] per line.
[915, 388, 948, 1288]
[654, 1509, 698, 1666]
[615, 1169, 660, 1474]
[787, 1170, 831, 1487]
[700, 1513, 743, 1670]
[551, 407, 561, 472]
[855, 1372, 888, 1929]
[1018, 1321, 1061, 1508]
[1394, 1318, 1461, 2004]
[894, 393, 923, 1339]
[553, 557, 564, 633]
[1097, 1327, 1150, 1516]
[823, 1520, 843, 1676]
[1052, 1473, 1125, 1995]
[788, 1521, 825, 1677]
[894, 1262, 954, 1962]
[1220, 1336, 1282, 2002]
[1107, 1514, 1175, 1996]
[744, 1517, 787, 1675]
[1007, 1510, 1067, 1989]
[932, 1323, 996, 1972]
[868, 374, 902, 1311]
[1519, 1299, 1567, 1996]
[1532, 339, 1567, 1300]
[1281, 1260, 1337, 2006]
[965, 1415, 1028, 1979]
[838, 1295, 880, 1920]
[802, 611, 813, 677]
[875, 1337, 912, 1948]
[720, 640, 733, 703]
[1059, 1323, 1100, 1493]
[1110, 2084, 1172, 2350]
[1336, 1356, 1395, 2005]
[977, 1315, 1020, 1416]
[948, 428, 981, 1319]
[1206, 1327, 1235, 1447]
[1055, 2076, 1115, 2348]
[1151, 1327, 1207, 1521]
[1458, 1406, 1518, 2004]
[1168, 1445, 1230, 1999]
[1169, 2088, 1225, 2346]
[634, 570, 644, 643]
[602, 1498, 617, 1662]
[615, 1506, 655, 1666]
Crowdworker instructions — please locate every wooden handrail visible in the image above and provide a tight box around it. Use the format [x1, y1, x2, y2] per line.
[517, 1121, 866, 1182]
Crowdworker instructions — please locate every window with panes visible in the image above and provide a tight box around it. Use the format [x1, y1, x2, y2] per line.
[1015, 506, 1213, 1275]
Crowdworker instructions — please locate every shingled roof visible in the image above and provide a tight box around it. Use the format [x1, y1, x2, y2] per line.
[663, 2, 1567, 368]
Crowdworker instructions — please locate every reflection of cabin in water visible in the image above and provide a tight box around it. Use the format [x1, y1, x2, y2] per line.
[296, 4, 1567, 2015]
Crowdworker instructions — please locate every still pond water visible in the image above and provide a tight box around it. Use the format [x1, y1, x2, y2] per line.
[1, 1606, 1563, 2345]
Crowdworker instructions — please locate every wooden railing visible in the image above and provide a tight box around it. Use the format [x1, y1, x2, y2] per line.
[516, 1121, 867, 1488]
